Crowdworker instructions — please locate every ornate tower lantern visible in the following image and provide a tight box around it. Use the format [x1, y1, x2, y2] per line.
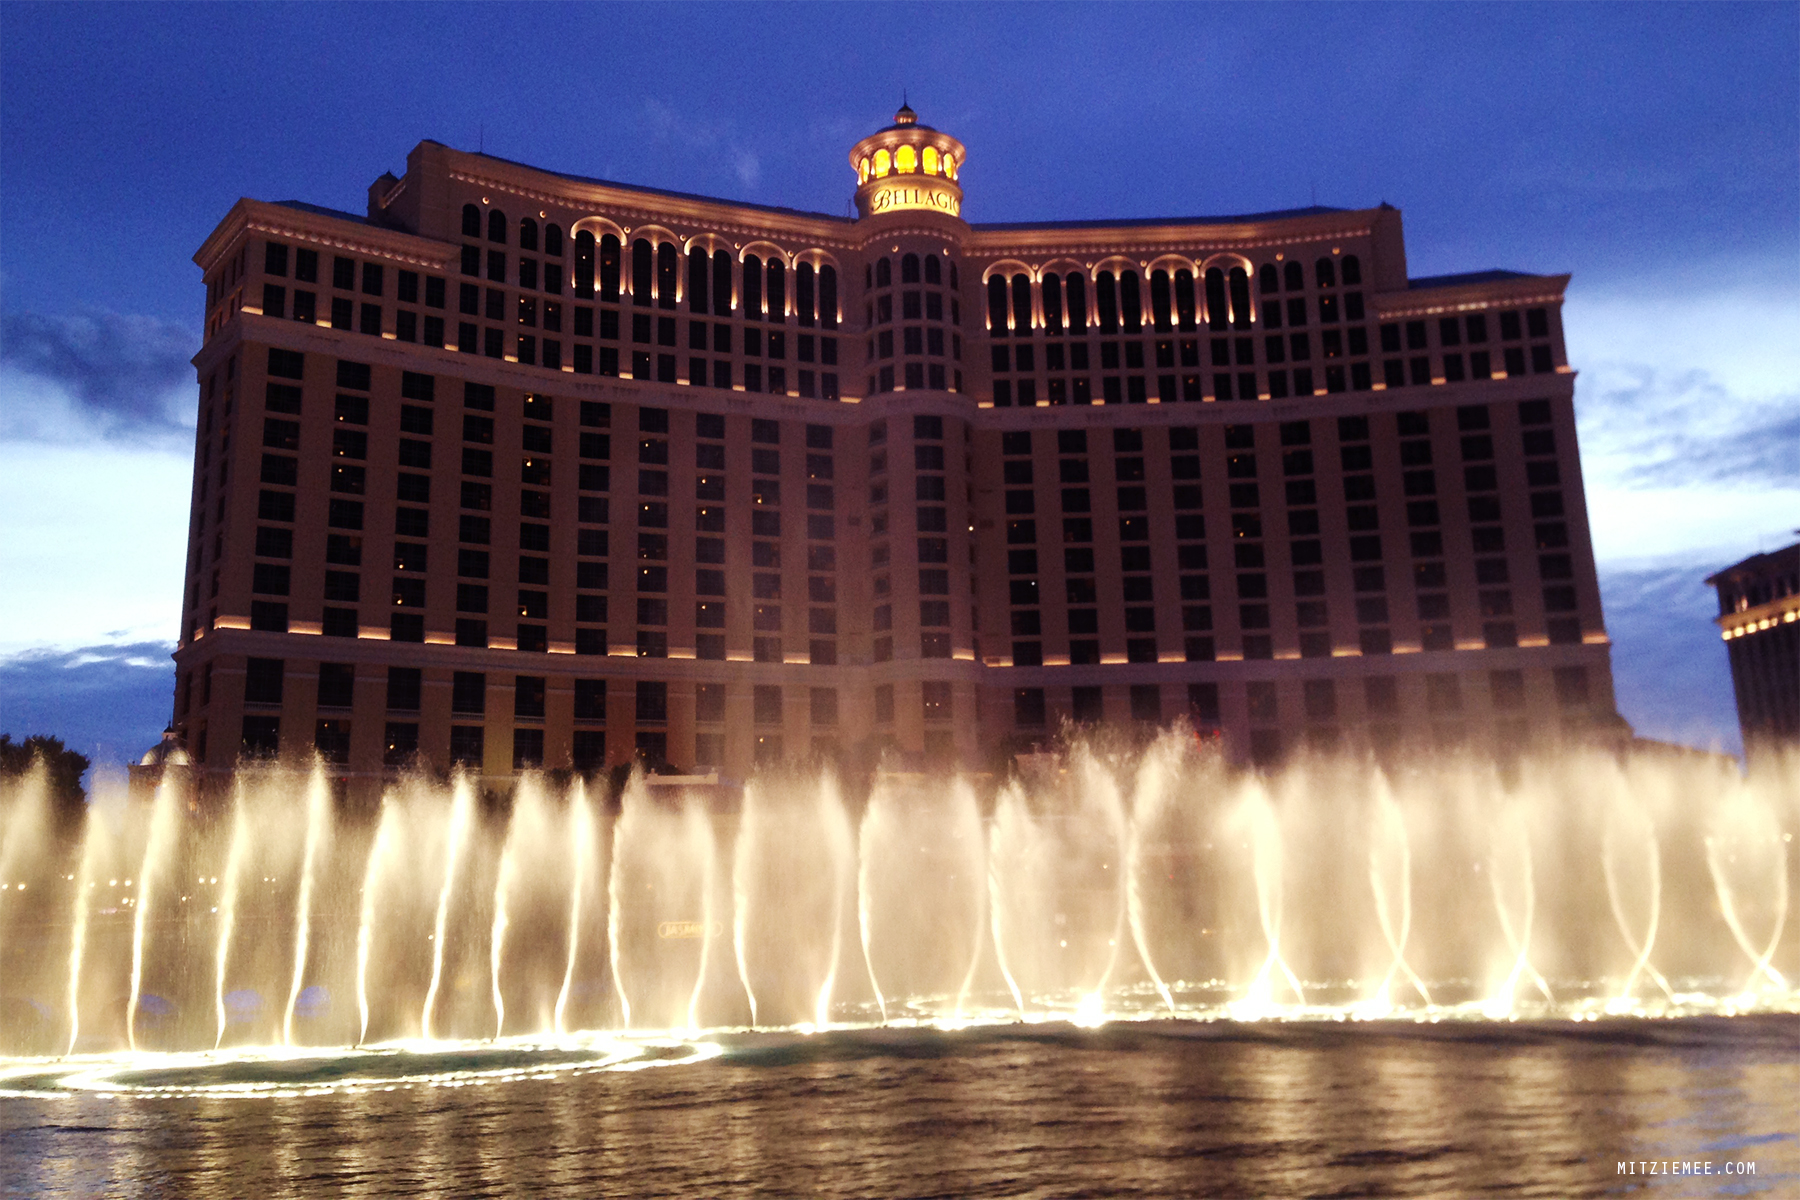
[849, 104, 968, 220]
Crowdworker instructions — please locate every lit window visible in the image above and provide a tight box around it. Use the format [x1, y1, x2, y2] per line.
[859, 157, 870, 183]
[923, 146, 938, 174]
[896, 144, 917, 173]
[945, 155, 957, 180]
[874, 148, 891, 177]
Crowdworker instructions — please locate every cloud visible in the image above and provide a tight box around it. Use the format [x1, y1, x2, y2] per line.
[0, 640, 175, 769]
[641, 98, 764, 194]
[1576, 361, 1800, 489]
[0, 309, 198, 441]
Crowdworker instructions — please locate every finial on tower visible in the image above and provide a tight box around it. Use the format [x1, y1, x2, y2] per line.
[894, 98, 917, 126]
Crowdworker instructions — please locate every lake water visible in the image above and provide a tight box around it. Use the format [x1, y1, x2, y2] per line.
[4, 1015, 1796, 1198]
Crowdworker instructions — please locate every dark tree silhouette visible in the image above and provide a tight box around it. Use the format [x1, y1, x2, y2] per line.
[0, 734, 90, 816]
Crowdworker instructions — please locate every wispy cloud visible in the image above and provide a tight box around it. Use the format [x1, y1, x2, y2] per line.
[641, 98, 762, 192]
[1577, 361, 1800, 489]
[0, 309, 198, 443]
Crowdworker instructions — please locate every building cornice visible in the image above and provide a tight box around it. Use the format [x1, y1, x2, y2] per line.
[193, 198, 454, 273]
[1375, 274, 1571, 318]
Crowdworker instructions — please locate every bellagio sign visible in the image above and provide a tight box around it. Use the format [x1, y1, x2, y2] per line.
[867, 182, 962, 217]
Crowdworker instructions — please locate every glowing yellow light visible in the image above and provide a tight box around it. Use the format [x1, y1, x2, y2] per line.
[873, 148, 891, 177]
[859, 157, 870, 183]
[922, 145, 938, 174]
[945, 155, 958, 181]
[895, 144, 917, 173]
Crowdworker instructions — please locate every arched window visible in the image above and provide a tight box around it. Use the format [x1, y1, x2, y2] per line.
[712, 250, 732, 316]
[1315, 257, 1336, 289]
[544, 224, 563, 257]
[767, 259, 786, 321]
[1065, 273, 1087, 333]
[902, 253, 920, 283]
[876, 257, 892, 288]
[859, 157, 871, 183]
[1259, 264, 1279, 294]
[1149, 270, 1173, 333]
[924, 255, 941, 285]
[1284, 261, 1304, 291]
[1119, 271, 1143, 334]
[631, 239, 653, 306]
[874, 148, 891, 177]
[462, 204, 482, 238]
[742, 254, 763, 320]
[987, 276, 1009, 335]
[945, 156, 957, 181]
[1228, 267, 1252, 330]
[796, 262, 816, 326]
[1341, 254, 1362, 286]
[1204, 268, 1228, 331]
[657, 243, 678, 310]
[923, 146, 939, 174]
[488, 210, 507, 244]
[820, 264, 838, 329]
[896, 144, 917, 173]
[1011, 274, 1033, 334]
[688, 247, 709, 314]
[1174, 270, 1197, 332]
[600, 235, 621, 302]
[519, 218, 539, 252]
[1042, 273, 1064, 334]
[1096, 271, 1119, 335]
[574, 231, 596, 299]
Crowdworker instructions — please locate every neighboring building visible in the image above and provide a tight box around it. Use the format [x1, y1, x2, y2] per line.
[1708, 542, 1800, 755]
[172, 105, 1617, 798]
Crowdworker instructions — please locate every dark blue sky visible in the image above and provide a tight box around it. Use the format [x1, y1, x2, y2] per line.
[2, 2, 1795, 767]
[4, 1, 1794, 324]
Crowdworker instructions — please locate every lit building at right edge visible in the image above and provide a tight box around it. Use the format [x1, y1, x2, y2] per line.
[1708, 542, 1800, 757]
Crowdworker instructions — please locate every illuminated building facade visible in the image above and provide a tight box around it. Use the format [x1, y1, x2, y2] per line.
[173, 105, 1616, 795]
[1708, 542, 1800, 755]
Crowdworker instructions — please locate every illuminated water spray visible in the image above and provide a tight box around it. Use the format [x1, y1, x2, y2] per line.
[1125, 744, 1179, 1015]
[1366, 781, 1432, 1012]
[730, 788, 761, 1029]
[559, 783, 595, 1036]
[282, 770, 333, 1045]
[1234, 786, 1306, 1016]
[63, 810, 103, 1057]
[1485, 806, 1553, 1016]
[421, 778, 476, 1040]
[856, 796, 889, 1024]
[1706, 798, 1790, 1000]
[1601, 799, 1675, 1009]
[213, 786, 251, 1049]
[986, 783, 1029, 1020]
[354, 798, 398, 1045]
[126, 776, 181, 1052]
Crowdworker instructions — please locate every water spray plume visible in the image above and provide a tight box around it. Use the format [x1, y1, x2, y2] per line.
[282, 769, 333, 1046]
[354, 798, 399, 1046]
[1366, 777, 1432, 1012]
[213, 784, 251, 1050]
[562, 782, 595, 1036]
[127, 775, 181, 1052]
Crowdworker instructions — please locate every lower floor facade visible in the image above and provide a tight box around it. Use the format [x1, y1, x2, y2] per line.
[174, 629, 1618, 800]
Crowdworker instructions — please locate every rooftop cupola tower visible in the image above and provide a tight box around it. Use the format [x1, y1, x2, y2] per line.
[849, 104, 966, 220]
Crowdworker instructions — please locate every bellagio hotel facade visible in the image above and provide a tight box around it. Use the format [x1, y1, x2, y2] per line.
[173, 106, 1616, 794]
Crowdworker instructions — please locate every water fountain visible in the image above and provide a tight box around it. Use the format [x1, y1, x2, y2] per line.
[0, 736, 1795, 1098]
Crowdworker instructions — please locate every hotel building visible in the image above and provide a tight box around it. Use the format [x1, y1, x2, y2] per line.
[172, 105, 1617, 795]
[1708, 542, 1800, 757]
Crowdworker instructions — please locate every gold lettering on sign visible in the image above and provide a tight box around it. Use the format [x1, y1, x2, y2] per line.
[868, 184, 961, 217]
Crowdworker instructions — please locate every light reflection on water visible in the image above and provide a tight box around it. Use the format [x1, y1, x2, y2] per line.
[1, 1015, 1795, 1198]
